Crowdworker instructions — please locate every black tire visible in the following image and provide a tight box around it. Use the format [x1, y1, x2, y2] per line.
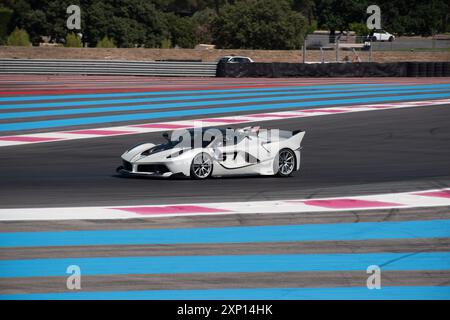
[190, 153, 213, 179]
[274, 148, 296, 177]
[389, 36, 394, 42]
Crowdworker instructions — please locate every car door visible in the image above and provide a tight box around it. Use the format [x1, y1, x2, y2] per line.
[373, 32, 380, 41]
[213, 133, 260, 169]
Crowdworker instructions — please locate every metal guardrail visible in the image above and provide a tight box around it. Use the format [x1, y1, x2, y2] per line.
[0, 59, 218, 77]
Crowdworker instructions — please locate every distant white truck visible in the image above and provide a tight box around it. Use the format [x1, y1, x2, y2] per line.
[368, 29, 395, 42]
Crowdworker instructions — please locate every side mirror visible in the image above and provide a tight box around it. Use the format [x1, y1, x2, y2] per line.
[162, 132, 170, 142]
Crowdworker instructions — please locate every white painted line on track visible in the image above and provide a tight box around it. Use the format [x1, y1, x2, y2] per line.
[0, 188, 448, 221]
[0, 98, 449, 148]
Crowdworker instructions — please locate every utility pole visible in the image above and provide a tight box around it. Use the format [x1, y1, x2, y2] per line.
[302, 39, 306, 63]
[335, 38, 339, 62]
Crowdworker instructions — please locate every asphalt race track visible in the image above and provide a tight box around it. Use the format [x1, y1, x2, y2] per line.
[0, 104, 450, 208]
[0, 75, 449, 299]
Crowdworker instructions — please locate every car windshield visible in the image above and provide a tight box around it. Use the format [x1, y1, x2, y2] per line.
[234, 58, 249, 63]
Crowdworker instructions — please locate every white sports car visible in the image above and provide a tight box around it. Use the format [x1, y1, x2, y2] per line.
[117, 127, 305, 179]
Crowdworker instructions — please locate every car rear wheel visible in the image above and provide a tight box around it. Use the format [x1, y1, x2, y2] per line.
[275, 149, 296, 177]
[190, 153, 213, 179]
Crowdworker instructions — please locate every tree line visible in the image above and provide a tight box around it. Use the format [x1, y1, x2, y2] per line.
[0, 0, 448, 49]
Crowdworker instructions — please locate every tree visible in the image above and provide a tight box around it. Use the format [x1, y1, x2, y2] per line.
[211, 0, 307, 49]
[65, 32, 82, 47]
[349, 22, 368, 36]
[315, 0, 368, 35]
[96, 36, 116, 48]
[44, 0, 77, 43]
[0, 6, 13, 44]
[166, 14, 197, 48]
[192, 8, 217, 44]
[83, 0, 169, 48]
[22, 9, 47, 44]
[6, 27, 30, 46]
[376, 0, 449, 36]
[160, 37, 172, 48]
[109, 17, 146, 47]
[292, 0, 316, 24]
[1, 0, 448, 49]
